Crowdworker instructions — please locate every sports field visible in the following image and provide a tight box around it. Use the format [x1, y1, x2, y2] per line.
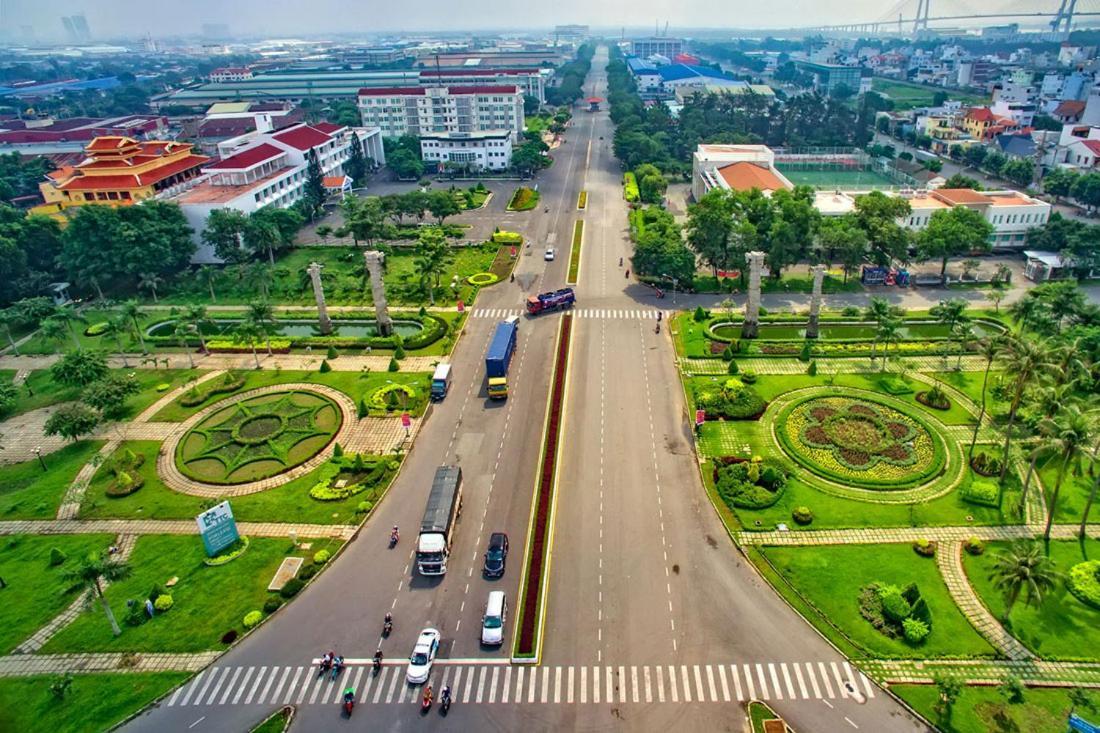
[775, 165, 897, 190]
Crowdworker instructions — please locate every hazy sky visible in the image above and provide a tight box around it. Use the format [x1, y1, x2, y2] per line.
[3, 0, 1021, 39]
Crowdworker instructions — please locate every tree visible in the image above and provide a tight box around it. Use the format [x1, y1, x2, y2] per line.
[101, 315, 131, 367]
[635, 163, 667, 204]
[82, 373, 140, 418]
[963, 145, 988, 169]
[932, 674, 963, 726]
[232, 320, 263, 369]
[413, 227, 451, 306]
[119, 301, 147, 355]
[876, 317, 902, 371]
[388, 148, 424, 180]
[852, 191, 911, 266]
[997, 336, 1050, 482]
[44, 403, 101, 442]
[62, 551, 133, 637]
[970, 337, 1003, 461]
[1043, 167, 1079, 203]
[39, 318, 69, 355]
[345, 134, 367, 185]
[340, 195, 386, 247]
[765, 187, 820, 278]
[51, 349, 109, 387]
[197, 265, 219, 303]
[173, 320, 195, 369]
[988, 541, 1060, 617]
[817, 216, 868, 283]
[246, 300, 276, 355]
[46, 308, 85, 351]
[0, 307, 20, 355]
[925, 158, 942, 173]
[1008, 296, 1051, 336]
[427, 190, 460, 226]
[303, 148, 326, 218]
[686, 189, 737, 278]
[983, 151, 1008, 177]
[138, 272, 163, 303]
[202, 209, 250, 264]
[917, 207, 993, 278]
[863, 296, 894, 364]
[181, 305, 211, 355]
[631, 217, 696, 285]
[930, 298, 970, 364]
[987, 281, 1007, 313]
[245, 207, 303, 264]
[941, 173, 982, 191]
[1001, 158, 1035, 188]
[511, 142, 547, 176]
[1071, 172, 1100, 213]
[1042, 403, 1094, 542]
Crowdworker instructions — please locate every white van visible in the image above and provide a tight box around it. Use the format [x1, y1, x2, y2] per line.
[431, 363, 452, 401]
[481, 591, 507, 646]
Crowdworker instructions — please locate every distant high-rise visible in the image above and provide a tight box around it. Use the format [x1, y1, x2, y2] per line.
[61, 13, 91, 43]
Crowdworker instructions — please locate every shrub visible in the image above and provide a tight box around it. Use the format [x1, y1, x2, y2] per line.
[902, 617, 930, 644]
[298, 563, 319, 581]
[623, 172, 639, 202]
[916, 386, 950, 410]
[467, 272, 500, 286]
[693, 306, 708, 322]
[319, 359, 332, 373]
[388, 357, 399, 372]
[279, 578, 304, 598]
[263, 597, 283, 614]
[1000, 675, 1025, 704]
[313, 549, 331, 565]
[1067, 560, 1100, 609]
[791, 506, 814, 525]
[798, 341, 812, 362]
[243, 610, 263, 629]
[507, 187, 539, 211]
[878, 377, 914, 396]
[221, 630, 239, 644]
[913, 539, 937, 557]
[740, 371, 757, 384]
[83, 321, 110, 337]
[491, 230, 523, 245]
[394, 344, 406, 360]
[964, 536, 985, 555]
[727, 360, 739, 374]
[326, 346, 338, 360]
[807, 360, 817, 376]
[694, 379, 766, 420]
[124, 602, 145, 627]
[714, 459, 787, 509]
[962, 479, 1001, 508]
[332, 443, 343, 458]
[356, 500, 373, 514]
[880, 587, 912, 622]
[154, 594, 174, 612]
[49, 547, 67, 566]
[971, 451, 1003, 476]
[720, 345, 733, 361]
[841, 306, 860, 317]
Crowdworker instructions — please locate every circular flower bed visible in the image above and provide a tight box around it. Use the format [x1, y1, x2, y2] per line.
[368, 383, 417, 411]
[1068, 560, 1100, 609]
[176, 391, 342, 484]
[467, 272, 500, 286]
[776, 394, 946, 490]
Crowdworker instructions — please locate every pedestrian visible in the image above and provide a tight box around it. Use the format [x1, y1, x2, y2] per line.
[657, 311, 662, 322]
[619, 257, 623, 267]
[625, 269, 630, 279]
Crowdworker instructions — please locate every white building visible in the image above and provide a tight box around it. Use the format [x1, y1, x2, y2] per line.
[1065, 138, 1100, 169]
[358, 84, 525, 141]
[421, 130, 513, 171]
[691, 144, 789, 201]
[991, 75, 1038, 127]
[173, 122, 385, 263]
[209, 67, 253, 83]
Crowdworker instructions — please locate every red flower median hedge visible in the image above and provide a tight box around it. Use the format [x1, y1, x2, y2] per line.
[516, 314, 572, 656]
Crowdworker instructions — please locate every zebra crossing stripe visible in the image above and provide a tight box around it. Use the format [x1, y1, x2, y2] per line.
[204, 667, 230, 705]
[384, 668, 400, 704]
[643, 666, 652, 704]
[503, 667, 512, 704]
[793, 663, 808, 699]
[706, 665, 717, 703]
[568, 666, 575, 704]
[657, 665, 665, 703]
[818, 662, 835, 698]
[681, 665, 691, 703]
[231, 667, 255, 705]
[805, 662, 821, 699]
[831, 662, 846, 698]
[667, 664, 678, 703]
[718, 665, 730, 702]
[781, 663, 796, 699]
[744, 664, 757, 700]
[731, 665, 743, 701]
[619, 666, 627, 704]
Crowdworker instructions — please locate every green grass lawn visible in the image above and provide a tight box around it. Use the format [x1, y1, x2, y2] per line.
[748, 700, 783, 732]
[962, 538, 1100, 661]
[0, 533, 115, 653]
[930, 370, 1006, 412]
[0, 441, 104, 520]
[251, 707, 293, 733]
[0, 672, 189, 733]
[41, 534, 340, 653]
[1, 366, 201, 415]
[692, 271, 863, 295]
[893, 683, 1097, 733]
[758, 544, 996, 658]
[151, 369, 432, 422]
[1037, 453, 1098, 526]
[871, 78, 988, 111]
[80, 440, 400, 525]
[17, 308, 160, 356]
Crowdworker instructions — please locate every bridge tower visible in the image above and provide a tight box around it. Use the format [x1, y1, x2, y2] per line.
[1051, 0, 1078, 36]
[912, 0, 931, 34]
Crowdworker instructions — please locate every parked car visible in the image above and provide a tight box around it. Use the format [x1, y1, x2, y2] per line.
[483, 532, 509, 577]
[405, 628, 440, 683]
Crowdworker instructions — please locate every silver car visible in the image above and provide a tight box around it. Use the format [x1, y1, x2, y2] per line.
[405, 627, 440, 683]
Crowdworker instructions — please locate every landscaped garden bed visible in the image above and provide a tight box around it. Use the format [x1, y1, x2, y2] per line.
[567, 220, 583, 284]
[893, 683, 1098, 733]
[506, 186, 539, 211]
[514, 313, 572, 660]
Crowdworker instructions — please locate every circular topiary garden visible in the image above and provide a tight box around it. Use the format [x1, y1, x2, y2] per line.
[467, 272, 500, 286]
[776, 393, 946, 490]
[176, 391, 342, 484]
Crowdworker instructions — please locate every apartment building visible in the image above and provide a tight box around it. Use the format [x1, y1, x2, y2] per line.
[357, 84, 524, 141]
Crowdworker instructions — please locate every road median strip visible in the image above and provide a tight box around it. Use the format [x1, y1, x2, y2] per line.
[511, 313, 573, 663]
[567, 220, 584, 284]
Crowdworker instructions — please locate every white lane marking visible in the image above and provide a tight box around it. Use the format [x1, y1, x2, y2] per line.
[187, 716, 205, 729]
[781, 663, 796, 699]
[768, 663, 783, 700]
[514, 667, 523, 705]
[489, 666, 499, 704]
[831, 662, 848, 698]
[668, 664, 678, 703]
[656, 665, 665, 703]
[233, 667, 256, 705]
[503, 666, 512, 704]
[718, 664, 730, 702]
[306, 674, 326, 705]
[359, 667, 375, 703]
[180, 670, 208, 706]
[371, 668, 388, 704]
[819, 662, 835, 698]
[203, 667, 230, 705]
[845, 716, 860, 729]
[619, 666, 627, 704]
[731, 665, 743, 701]
[694, 665, 705, 702]
[465, 666, 477, 704]
[805, 662, 821, 699]
[257, 666, 279, 705]
[190, 667, 218, 705]
[218, 666, 242, 704]
[592, 666, 598, 705]
[383, 668, 400, 704]
[346, 668, 363, 704]
[605, 666, 613, 705]
[681, 665, 692, 703]
[167, 678, 187, 707]
[862, 673, 876, 699]
[278, 667, 300, 705]
[542, 666, 550, 704]
[477, 666, 487, 704]
[706, 665, 717, 702]
[631, 666, 639, 703]
[745, 664, 758, 700]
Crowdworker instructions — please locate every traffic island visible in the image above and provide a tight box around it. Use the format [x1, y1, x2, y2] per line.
[567, 220, 584, 284]
[512, 313, 573, 663]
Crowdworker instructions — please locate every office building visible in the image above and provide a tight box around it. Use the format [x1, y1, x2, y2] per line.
[632, 37, 683, 58]
[358, 84, 524, 141]
[794, 61, 863, 95]
[421, 130, 513, 171]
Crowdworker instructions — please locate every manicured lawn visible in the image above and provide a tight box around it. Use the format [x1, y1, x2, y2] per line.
[81, 441, 396, 525]
[0, 672, 189, 733]
[41, 534, 340, 653]
[17, 308, 159, 356]
[893, 683, 1095, 733]
[871, 78, 988, 111]
[0, 533, 114, 653]
[963, 538, 1100, 661]
[252, 707, 293, 733]
[2, 367, 201, 417]
[152, 369, 432, 422]
[758, 544, 996, 658]
[748, 700, 783, 732]
[1037, 453, 1098, 526]
[0, 441, 105, 519]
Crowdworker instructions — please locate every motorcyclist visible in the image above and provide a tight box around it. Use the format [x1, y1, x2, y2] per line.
[657, 311, 662, 322]
[391, 525, 399, 541]
[655, 322, 661, 334]
[422, 684, 434, 706]
[441, 685, 452, 703]
[373, 649, 383, 669]
[331, 654, 344, 677]
[618, 257, 623, 266]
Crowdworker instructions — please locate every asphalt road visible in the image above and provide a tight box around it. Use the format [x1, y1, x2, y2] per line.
[122, 48, 931, 733]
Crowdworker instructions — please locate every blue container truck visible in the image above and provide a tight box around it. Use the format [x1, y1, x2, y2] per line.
[485, 318, 518, 399]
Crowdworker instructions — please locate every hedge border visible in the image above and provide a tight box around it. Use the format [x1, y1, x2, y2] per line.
[567, 220, 583, 284]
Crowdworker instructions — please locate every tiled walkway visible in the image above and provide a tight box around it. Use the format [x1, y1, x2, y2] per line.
[0, 519, 356, 540]
[0, 652, 220, 677]
[737, 524, 1094, 546]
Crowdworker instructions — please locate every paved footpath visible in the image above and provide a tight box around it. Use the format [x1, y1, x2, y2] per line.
[0, 519, 356, 540]
[0, 352, 440, 373]
[736, 524, 1096, 546]
[0, 652, 220, 677]
[864, 659, 1100, 687]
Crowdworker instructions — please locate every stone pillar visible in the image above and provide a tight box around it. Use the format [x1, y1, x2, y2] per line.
[741, 251, 766, 339]
[307, 262, 332, 335]
[363, 250, 393, 337]
[806, 264, 827, 340]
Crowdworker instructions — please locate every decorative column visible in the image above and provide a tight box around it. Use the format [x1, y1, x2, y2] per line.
[741, 251, 766, 339]
[806, 264, 827, 339]
[363, 251, 393, 337]
[307, 262, 332, 335]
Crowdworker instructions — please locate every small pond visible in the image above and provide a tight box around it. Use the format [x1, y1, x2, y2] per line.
[710, 321, 1001, 341]
[147, 318, 424, 339]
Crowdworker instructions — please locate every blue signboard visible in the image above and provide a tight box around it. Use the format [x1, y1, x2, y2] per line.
[1070, 714, 1100, 733]
[196, 501, 240, 557]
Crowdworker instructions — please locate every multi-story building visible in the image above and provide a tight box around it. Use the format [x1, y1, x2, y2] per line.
[357, 85, 524, 141]
[960, 107, 1021, 141]
[209, 67, 253, 83]
[902, 188, 1051, 249]
[420, 130, 513, 171]
[173, 122, 385, 262]
[793, 61, 863, 95]
[33, 137, 209, 217]
[0, 114, 168, 156]
[554, 25, 589, 41]
[991, 75, 1038, 127]
[631, 37, 683, 59]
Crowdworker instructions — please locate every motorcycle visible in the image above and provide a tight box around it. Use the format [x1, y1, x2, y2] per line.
[655, 288, 665, 299]
[318, 655, 333, 678]
[372, 652, 383, 673]
[331, 656, 344, 680]
[440, 687, 452, 714]
[421, 686, 433, 712]
[343, 689, 355, 716]
[389, 527, 399, 548]
[383, 613, 393, 637]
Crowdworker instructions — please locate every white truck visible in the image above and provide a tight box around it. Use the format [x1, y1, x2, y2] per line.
[416, 465, 463, 575]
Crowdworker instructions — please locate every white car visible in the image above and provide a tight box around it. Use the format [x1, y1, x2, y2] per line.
[544, 247, 555, 261]
[405, 627, 441, 683]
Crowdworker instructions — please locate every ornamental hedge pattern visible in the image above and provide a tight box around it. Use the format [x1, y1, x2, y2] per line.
[777, 394, 946, 490]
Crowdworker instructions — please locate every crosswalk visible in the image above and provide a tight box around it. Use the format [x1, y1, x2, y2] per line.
[471, 308, 672, 321]
[164, 660, 876, 708]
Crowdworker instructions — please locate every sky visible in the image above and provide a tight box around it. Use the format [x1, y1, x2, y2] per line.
[2, 0, 1032, 40]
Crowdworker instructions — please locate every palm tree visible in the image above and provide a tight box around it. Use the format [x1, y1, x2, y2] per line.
[414, 255, 437, 306]
[62, 551, 133, 637]
[182, 305, 211, 355]
[930, 298, 969, 367]
[173, 320, 195, 369]
[876, 318, 902, 372]
[138, 273, 163, 303]
[119, 301, 148, 355]
[863, 296, 892, 364]
[245, 301, 276, 355]
[997, 336, 1050, 482]
[198, 265, 218, 303]
[39, 318, 69, 355]
[969, 337, 1003, 462]
[1081, 439, 1100, 538]
[952, 321, 975, 370]
[1051, 339, 1087, 389]
[0, 307, 20, 356]
[103, 315, 131, 367]
[1008, 296, 1048, 336]
[249, 262, 275, 300]
[233, 320, 263, 369]
[988, 541, 1060, 618]
[1043, 403, 1095, 542]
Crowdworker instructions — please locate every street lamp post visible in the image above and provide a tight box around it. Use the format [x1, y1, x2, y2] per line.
[33, 446, 45, 472]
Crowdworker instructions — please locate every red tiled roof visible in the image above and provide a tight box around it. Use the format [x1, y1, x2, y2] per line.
[272, 125, 332, 151]
[311, 121, 344, 135]
[716, 162, 788, 192]
[85, 136, 136, 152]
[57, 154, 209, 190]
[358, 86, 426, 96]
[448, 85, 519, 95]
[1054, 100, 1086, 117]
[425, 68, 532, 76]
[1076, 139, 1100, 156]
[206, 143, 284, 170]
[965, 107, 996, 123]
[322, 175, 350, 188]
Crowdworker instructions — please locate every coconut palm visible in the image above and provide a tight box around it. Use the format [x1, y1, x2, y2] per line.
[969, 336, 1003, 461]
[1008, 296, 1050, 336]
[138, 272, 163, 303]
[1051, 338, 1087, 389]
[997, 336, 1050, 482]
[863, 296, 892, 364]
[197, 265, 218, 303]
[182, 305, 211, 355]
[119, 300, 148, 355]
[246, 301, 276, 354]
[39, 318, 69, 355]
[0, 307, 20, 356]
[62, 551, 133, 637]
[1078, 437, 1100, 538]
[988, 541, 1060, 618]
[930, 298, 969, 367]
[1042, 403, 1096, 542]
[102, 315, 130, 367]
[952, 321, 975, 370]
[233, 320, 263, 369]
[172, 320, 195, 369]
[876, 318, 902, 372]
[249, 262, 275, 300]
